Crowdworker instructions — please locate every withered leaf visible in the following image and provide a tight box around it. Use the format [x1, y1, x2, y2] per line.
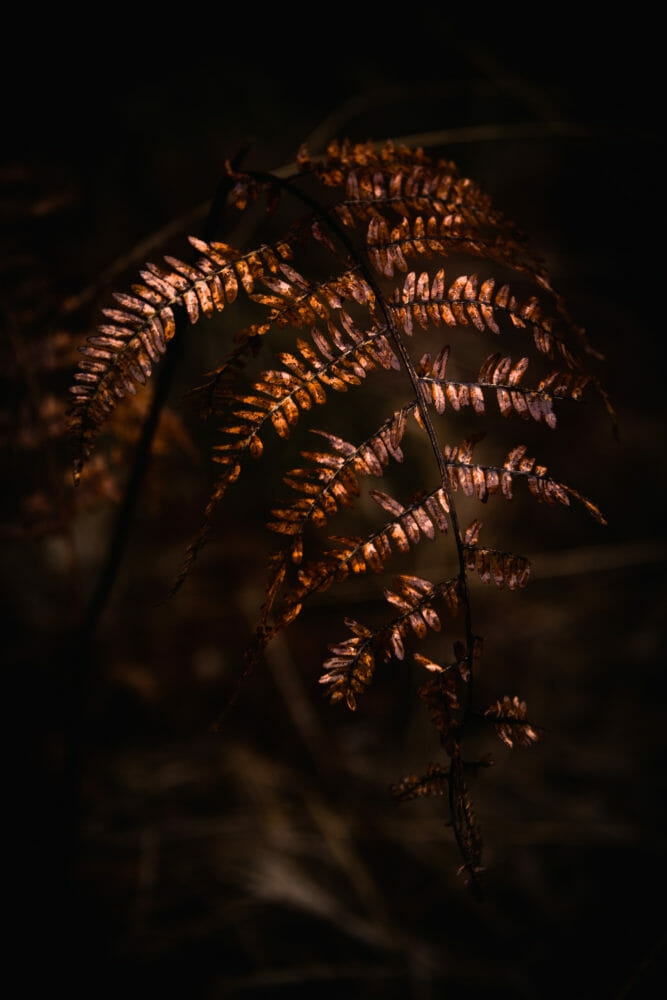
[485, 695, 540, 748]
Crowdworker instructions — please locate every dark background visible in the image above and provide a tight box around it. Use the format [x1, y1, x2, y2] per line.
[4, 24, 666, 998]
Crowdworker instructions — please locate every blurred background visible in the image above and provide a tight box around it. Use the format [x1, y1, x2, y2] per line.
[3, 23, 666, 998]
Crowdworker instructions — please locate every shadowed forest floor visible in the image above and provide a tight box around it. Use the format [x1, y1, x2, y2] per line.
[4, 29, 666, 998]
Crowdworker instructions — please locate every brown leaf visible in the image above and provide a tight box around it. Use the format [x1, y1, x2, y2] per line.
[485, 695, 539, 748]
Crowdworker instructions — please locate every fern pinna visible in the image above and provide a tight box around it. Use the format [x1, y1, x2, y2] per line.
[69, 140, 609, 892]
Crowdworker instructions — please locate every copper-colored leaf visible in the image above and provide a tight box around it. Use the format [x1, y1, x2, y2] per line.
[485, 695, 540, 748]
[464, 519, 482, 547]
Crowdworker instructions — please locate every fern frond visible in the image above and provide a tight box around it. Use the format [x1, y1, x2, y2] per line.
[208, 319, 400, 503]
[263, 428, 601, 641]
[464, 546, 531, 589]
[432, 436, 606, 522]
[68, 138, 611, 889]
[390, 267, 582, 366]
[318, 616, 375, 710]
[484, 695, 540, 748]
[391, 762, 451, 801]
[273, 484, 452, 623]
[448, 753, 484, 888]
[319, 574, 460, 709]
[418, 654, 470, 737]
[238, 266, 378, 341]
[366, 214, 548, 285]
[309, 139, 514, 237]
[417, 347, 580, 427]
[460, 517, 532, 588]
[267, 411, 407, 555]
[68, 238, 293, 480]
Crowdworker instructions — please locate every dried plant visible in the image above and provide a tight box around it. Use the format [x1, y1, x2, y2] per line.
[68, 139, 611, 892]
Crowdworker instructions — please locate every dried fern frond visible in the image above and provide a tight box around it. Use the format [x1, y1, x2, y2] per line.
[319, 574, 459, 710]
[68, 138, 612, 889]
[69, 239, 294, 480]
[485, 695, 541, 748]
[268, 412, 406, 558]
[392, 762, 451, 802]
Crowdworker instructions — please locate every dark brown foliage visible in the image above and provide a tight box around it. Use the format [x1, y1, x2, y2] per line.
[68, 139, 610, 887]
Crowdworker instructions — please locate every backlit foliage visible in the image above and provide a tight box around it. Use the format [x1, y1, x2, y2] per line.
[69, 139, 609, 891]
